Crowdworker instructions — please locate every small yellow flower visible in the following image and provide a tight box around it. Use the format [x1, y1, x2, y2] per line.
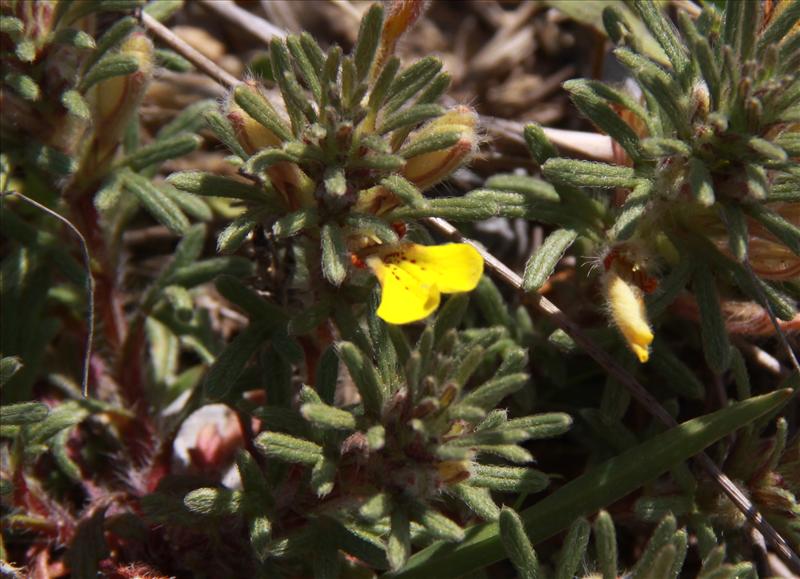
[365, 243, 483, 324]
[603, 269, 654, 363]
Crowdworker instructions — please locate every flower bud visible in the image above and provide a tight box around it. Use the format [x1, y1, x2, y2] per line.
[266, 161, 316, 209]
[402, 105, 478, 191]
[436, 459, 471, 485]
[91, 32, 154, 156]
[373, 0, 429, 78]
[602, 256, 654, 363]
[226, 83, 284, 154]
[353, 184, 402, 215]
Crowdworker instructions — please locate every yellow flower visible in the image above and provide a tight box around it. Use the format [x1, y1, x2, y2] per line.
[603, 269, 654, 363]
[365, 243, 483, 325]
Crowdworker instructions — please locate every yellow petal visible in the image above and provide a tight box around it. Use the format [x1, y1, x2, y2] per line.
[604, 270, 654, 363]
[400, 243, 484, 293]
[368, 257, 441, 325]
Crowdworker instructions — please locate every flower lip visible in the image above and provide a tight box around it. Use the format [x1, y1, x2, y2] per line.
[366, 242, 484, 325]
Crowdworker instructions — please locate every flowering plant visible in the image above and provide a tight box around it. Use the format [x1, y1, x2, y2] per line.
[0, 1, 797, 577]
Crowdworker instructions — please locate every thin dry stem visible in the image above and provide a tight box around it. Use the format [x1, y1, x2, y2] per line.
[1, 191, 94, 397]
[141, 12, 240, 89]
[198, 0, 287, 42]
[484, 116, 616, 162]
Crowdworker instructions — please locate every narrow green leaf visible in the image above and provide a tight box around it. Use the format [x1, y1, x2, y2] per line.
[632, 0, 690, 85]
[299, 32, 325, 75]
[167, 256, 253, 288]
[359, 493, 391, 522]
[678, 12, 720, 108]
[564, 79, 642, 159]
[613, 47, 689, 138]
[204, 109, 248, 160]
[458, 373, 528, 410]
[311, 456, 337, 497]
[217, 208, 266, 254]
[640, 138, 691, 157]
[122, 134, 201, 172]
[26, 144, 77, 176]
[450, 485, 499, 521]
[502, 413, 573, 439]
[368, 56, 400, 114]
[0, 356, 23, 386]
[203, 322, 272, 399]
[554, 518, 590, 579]
[484, 174, 560, 203]
[143, 0, 183, 21]
[745, 164, 768, 200]
[233, 84, 292, 142]
[398, 130, 461, 160]
[415, 507, 464, 542]
[0, 16, 23, 38]
[385, 56, 442, 113]
[61, 90, 90, 119]
[433, 294, 469, 346]
[4, 72, 40, 101]
[14, 39, 36, 62]
[693, 266, 731, 374]
[523, 123, 558, 165]
[594, 511, 617, 579]
[85, 16, 136, 69]
[167, 171, 271, 203]
[744, 203, 800, 256]
[255, 431, 323, 466]
[650, 341, 705, 400]
[522, 229, 578, 292]
[350, 153, 405, 171]
[80, 53, 139, 91]
[380, 175, 428, 208]
[337, 341, 385, 418]
[379, 103, 444, 135]
[720, 203, 748, 261]
[154, 51, 191, 75]
[321, 223, 348, 286]
[272, 38, 317, 127]
[689, 158, 715, 207]
[542, 159, 639, 189]
[26, 402, 88, 445]
[273, 208, 318, 238]
[469, 465, 549, 494]
[122, 170, 189, 234]
[499, 508, 539, 579]
[612, 180, 652, 240]
[184, 488, 243, 515]
[388, 509, 412, 570]
[1, 401, 49, 425]
[287, 35, 321, 101]
[631, 515, 677, 579]
[300, 403, 356, 431]
[344, 213, 397, 244]
[353, 4, 383, 82]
